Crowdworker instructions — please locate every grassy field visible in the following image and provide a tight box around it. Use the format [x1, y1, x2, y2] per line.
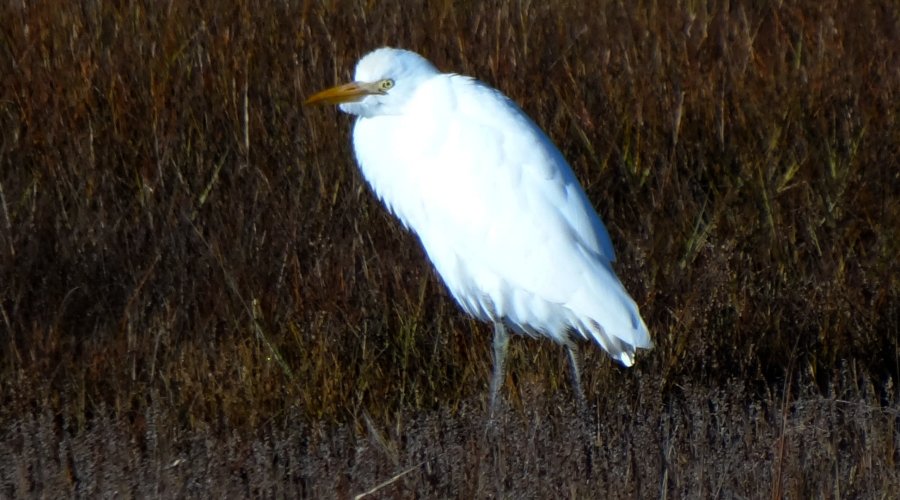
[1, 0, 898, 497]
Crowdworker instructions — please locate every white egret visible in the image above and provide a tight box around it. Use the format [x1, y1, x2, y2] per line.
[306, 48, 652, 413]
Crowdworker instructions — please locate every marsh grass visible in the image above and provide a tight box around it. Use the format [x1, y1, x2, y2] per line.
[0, 0, 898, 497]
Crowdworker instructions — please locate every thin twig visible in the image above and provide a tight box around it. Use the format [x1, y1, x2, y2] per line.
[353, 462, 423, 500]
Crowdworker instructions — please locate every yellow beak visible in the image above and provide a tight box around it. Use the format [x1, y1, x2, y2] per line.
[304, 81, 382, 105]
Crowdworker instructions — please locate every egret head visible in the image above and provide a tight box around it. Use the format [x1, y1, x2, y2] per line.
[305, 48, 440, 117]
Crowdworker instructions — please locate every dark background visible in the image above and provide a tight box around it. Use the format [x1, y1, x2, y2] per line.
[1, 0, 898, 497]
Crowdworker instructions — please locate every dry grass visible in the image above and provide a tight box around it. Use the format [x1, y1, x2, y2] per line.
[0, 0, 898, 497]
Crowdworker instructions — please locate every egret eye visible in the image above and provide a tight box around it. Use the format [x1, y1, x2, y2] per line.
[379, 79, 394, 92]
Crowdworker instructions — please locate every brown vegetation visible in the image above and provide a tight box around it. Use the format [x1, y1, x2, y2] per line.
[1, 0, 898, 497]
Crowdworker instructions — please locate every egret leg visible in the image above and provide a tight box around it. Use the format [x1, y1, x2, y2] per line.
[565, 342, 587, 414]
[489, 321, 509, 418]
[566, 341, 595, 476]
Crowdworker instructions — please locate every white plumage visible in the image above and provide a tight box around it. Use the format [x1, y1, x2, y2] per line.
[306, 47, 651, 410]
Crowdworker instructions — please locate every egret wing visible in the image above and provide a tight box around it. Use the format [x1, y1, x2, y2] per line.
[352, 74, 650, 351]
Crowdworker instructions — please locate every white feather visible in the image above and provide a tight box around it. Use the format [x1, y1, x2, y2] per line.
[340, 47, 651, 365]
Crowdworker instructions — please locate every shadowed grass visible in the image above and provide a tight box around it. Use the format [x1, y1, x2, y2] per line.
[0, 0, 898, 496]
